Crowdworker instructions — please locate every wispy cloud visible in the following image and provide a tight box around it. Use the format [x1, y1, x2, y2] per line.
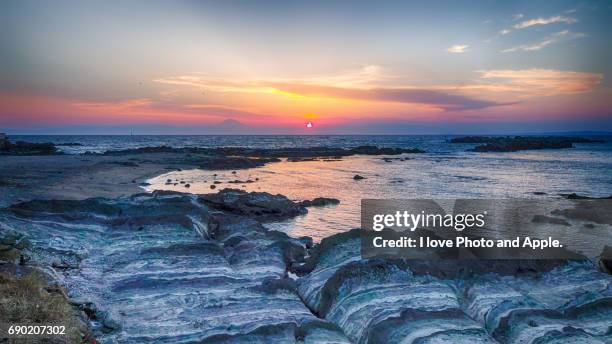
[154, 65, 601, 113]
[156, 66, 511, 111]
[266, 83, 509, 110]
[501, 30, 585, 52]
[154, 65, 389, 93]
[446, 44, 469, 53]
[472, 69, 602, 96]
[497, 14, 577, 36]
[513, 15, 577, 29]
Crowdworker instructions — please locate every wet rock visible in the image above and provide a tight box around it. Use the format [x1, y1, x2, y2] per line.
[353, 175, 365, 180]
[102, 145, 179, 154]
[1, 191, 349, 343]
[300, 197, 340, 207]
[104, 145, 425, 159]
[451, 136, 604, 144]
[451, 136, 603, 152]
[287, 157, 320, 162]
[228, 179, 255, 184]
[198, 189, 307, 222]
[0, 140, 59, 155]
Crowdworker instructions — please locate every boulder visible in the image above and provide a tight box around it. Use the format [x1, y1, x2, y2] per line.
[198, 188, 307, 222]
[300, 198, 340, 207]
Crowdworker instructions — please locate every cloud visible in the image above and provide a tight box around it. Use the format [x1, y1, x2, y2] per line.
[154, 65, 388, 92]
[72, 96, 272, 122]
[447, 44, 469, 53]
[473, 69, 602, 96]
[72, 98, 154, 111]
[156, 71, 511, 111]
[501, 30, 585, 52]
[266, 83, 509, 111]
[498, 14, 577, 36]
[513, 15, 577, 29]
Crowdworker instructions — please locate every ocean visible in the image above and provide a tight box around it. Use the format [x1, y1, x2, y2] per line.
[12, 135, 612, 242]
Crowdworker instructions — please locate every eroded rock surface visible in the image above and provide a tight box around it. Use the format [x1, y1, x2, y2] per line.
[3, 191, 611, 343]
[0, 191, 349, 343]
[295, 229, 612, 344]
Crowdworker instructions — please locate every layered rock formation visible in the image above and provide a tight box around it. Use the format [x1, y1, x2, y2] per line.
[295, 228, 612, 344]
[1, 191, 349, 343]
[2, 191, 611, 343]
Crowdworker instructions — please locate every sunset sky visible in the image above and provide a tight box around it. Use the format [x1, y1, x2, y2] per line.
[1, 0, 611, 134]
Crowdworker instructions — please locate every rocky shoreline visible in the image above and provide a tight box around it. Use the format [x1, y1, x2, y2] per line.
[97, 145, 425, 157]
[1, 138, 611, 343]
[450, 136, 604, 152]
[1, 188, 611, 343]
[0, 140, 425, 207]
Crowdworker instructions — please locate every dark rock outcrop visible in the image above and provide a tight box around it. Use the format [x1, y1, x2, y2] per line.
[299, 197, 340, 207]
[102, 145, 424, 158]
[0, 140, 58, 155]
[198, 188, 307, 222]
[199, 156, 281, 170]
[450, 136, 604, 152]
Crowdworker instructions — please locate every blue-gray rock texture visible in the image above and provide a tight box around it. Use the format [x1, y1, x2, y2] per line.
[1, 189, 610, 343]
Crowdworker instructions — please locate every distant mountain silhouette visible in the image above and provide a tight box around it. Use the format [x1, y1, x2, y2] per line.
[214, 119, 250, 129]
[208, 119, 256, 133]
